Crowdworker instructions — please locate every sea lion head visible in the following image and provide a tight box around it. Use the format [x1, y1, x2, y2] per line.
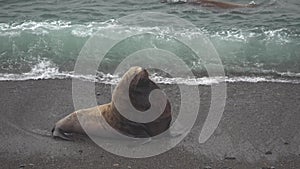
[112, 66, 152, 111]
[106, 66, 172, 138]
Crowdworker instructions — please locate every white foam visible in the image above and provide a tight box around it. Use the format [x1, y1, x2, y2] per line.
[0, 60, 95, 82]
[0, 60, 299, 85]
[0, 20, 117, 37]
[211, 27, 292, 43]
[0, 20, 295, 43]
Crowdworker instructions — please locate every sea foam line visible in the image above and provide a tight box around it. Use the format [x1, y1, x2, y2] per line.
[0, 60, 299, 85]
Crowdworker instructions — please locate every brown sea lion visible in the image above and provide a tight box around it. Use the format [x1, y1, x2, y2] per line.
[161, 0, 257, 9]
[52, 66, 172, 140]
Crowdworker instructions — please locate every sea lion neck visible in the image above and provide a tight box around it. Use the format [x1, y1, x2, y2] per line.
[112, 66, 153, 112]
[103, 67, 172, 138]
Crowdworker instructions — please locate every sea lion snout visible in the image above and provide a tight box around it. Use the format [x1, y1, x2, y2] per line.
[134, 67, 148, 77]
[130, 67, 149, 87]
[137, 68, 149, 83]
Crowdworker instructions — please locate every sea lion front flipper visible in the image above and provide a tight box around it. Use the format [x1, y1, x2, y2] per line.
[51, 127, 73, 141]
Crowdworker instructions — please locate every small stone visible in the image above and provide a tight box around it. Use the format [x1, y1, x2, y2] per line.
[96, 92, 101, 96]
[284, 142, 289, 145]
[127, 166, 132, 169]
[113, 163, 119, 167]
[28, 163, 34, 166]
[78, 150, 83, 154]
[19, 164, 25, 168]
[204, 166, 212, 169]
[261, 167, 275, 169]
[224, 156, 236, 160]
[265, 151, 272, 155]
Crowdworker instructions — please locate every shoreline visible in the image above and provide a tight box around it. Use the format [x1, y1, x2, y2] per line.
[0, 79, 299, 168]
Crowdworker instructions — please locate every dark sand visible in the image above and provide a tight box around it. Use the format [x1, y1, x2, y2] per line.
[0, 79, 299, 169]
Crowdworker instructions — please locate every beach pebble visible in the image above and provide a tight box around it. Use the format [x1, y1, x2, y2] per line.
[224, 156, 236, 160]
[113, 163, 119, 167]
[19, 164, 25, 168]
[284, 142, 289, 145]
[265, 151, 272, 155]
[203, 166, 212, 169]
[261, 167, 275, 169]
[127, 166, 132, 169]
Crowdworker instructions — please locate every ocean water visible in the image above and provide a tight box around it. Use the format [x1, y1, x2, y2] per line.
[0, 0, 300, 85]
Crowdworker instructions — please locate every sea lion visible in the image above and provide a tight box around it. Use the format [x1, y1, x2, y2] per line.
[161, 0, 257, 9]
[52, 66, 172, 140]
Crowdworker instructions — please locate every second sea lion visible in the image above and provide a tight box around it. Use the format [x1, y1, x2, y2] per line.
[161, 0, 257, 9]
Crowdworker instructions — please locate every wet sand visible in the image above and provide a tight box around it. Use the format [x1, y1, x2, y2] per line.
[0, 79, 299, 169]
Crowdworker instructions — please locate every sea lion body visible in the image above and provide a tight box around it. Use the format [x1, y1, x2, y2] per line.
[52, 67, 172, 140]
[52, 104, 119, 140]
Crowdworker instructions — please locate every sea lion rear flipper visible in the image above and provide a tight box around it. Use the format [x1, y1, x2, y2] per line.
[51, 127, 73, 141]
